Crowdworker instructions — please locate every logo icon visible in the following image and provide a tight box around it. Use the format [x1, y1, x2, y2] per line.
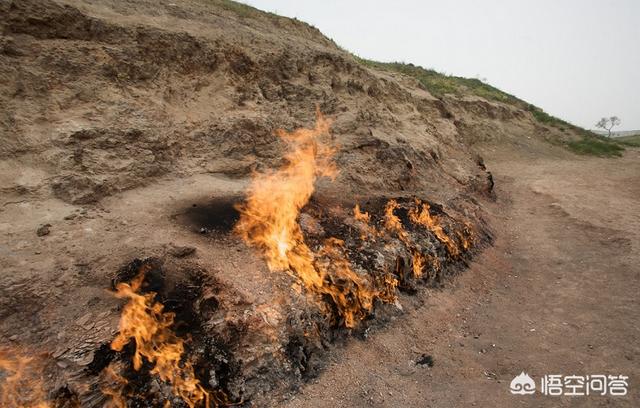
[510, 372, 536, 395]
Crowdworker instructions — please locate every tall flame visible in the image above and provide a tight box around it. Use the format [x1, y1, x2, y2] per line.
[0, 349, 50, 408]
[235, 112, 335, 281]
[110, 274, 211, 408]
[235, 112, 396, 327]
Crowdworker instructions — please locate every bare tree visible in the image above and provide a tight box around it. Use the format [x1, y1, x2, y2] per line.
[595, 116, 621, 137]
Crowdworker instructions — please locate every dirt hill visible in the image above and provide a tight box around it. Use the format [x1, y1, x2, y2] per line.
[0, 1, 623, 407]
[2, 0, 584, 207]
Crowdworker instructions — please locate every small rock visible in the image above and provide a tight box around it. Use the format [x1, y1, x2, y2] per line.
[397, 364, 417, 377]
[76, 352, 94, 366]
[415, 354, 434, 367]
[169, 245, 196, 258]
[36, 224, 51, 236]
[76, 312, 92, 327]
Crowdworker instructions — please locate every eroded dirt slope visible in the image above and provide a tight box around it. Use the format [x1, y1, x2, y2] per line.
[0, 0, 618, 407]
[0, 0, 497, 405]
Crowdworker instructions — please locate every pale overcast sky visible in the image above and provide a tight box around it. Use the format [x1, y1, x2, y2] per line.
[243, 0, 640, 130]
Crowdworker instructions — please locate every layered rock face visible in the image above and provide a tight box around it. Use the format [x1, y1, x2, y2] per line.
[0, 1, 569, 406]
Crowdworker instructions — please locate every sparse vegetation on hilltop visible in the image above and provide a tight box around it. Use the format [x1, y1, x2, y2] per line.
[205, 0, 271, 18]
[353, 57, 523, 105]
[351, 57, 626, 157]
[352, 57, 574, 129]
[566, 133, 625, 157]
[615, 134, 640, 147]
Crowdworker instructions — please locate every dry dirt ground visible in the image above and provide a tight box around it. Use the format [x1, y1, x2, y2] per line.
[1, 1, 638, 405]
[281, 148, 640, 408]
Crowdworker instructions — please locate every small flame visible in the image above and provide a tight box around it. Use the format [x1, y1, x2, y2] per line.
[0, 349, 50, 408]
[411, 251, 425, 278]
[109, 273, 211, 408]
[408, 200, 459, 257]
[353, 204, 378, 241]
[353, 204, 370, 223]
[383, 199, 410, 245]
[457, 221, 475, 250]
[101, 365, 128, 408]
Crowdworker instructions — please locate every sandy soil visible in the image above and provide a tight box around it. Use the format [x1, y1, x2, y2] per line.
[2, 1, 638, 406]
[281, 148, 640, 407]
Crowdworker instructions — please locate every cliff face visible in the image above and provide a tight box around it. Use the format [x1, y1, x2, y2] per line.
[0, 0, 513, 206]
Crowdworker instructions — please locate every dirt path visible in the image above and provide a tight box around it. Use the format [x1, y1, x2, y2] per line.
[281, 149, 640, 407]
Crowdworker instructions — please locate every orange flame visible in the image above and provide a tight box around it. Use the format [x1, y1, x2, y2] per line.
[457, 221, 475, 251]
[235, 112, 396, 327]
[411, 251, 425, 278]
[110, 274, 210, 408]
[408, 200, 459, 257]
[353, 204, 378, 241]
[101, 365, 128, 408]
[235, 112, 335, 280]
[353, 204, 370, 223]
[383, 199, 410, 245]
[0, 349, 50, 408]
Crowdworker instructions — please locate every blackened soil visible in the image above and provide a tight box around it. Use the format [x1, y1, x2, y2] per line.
[174, 196, 243, 234]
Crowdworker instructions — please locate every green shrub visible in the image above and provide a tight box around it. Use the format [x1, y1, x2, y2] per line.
[615, 134, 640, 147]
[567, 136, 625, 157]
[354, 57, 523, 105]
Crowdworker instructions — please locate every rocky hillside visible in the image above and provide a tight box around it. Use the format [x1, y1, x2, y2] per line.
[0, 0, 571, 206]
[0, 0, 603, 406]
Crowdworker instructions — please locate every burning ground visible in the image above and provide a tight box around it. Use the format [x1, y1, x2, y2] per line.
[0, 110, 490, 407]
[0, 0, 520, 406]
